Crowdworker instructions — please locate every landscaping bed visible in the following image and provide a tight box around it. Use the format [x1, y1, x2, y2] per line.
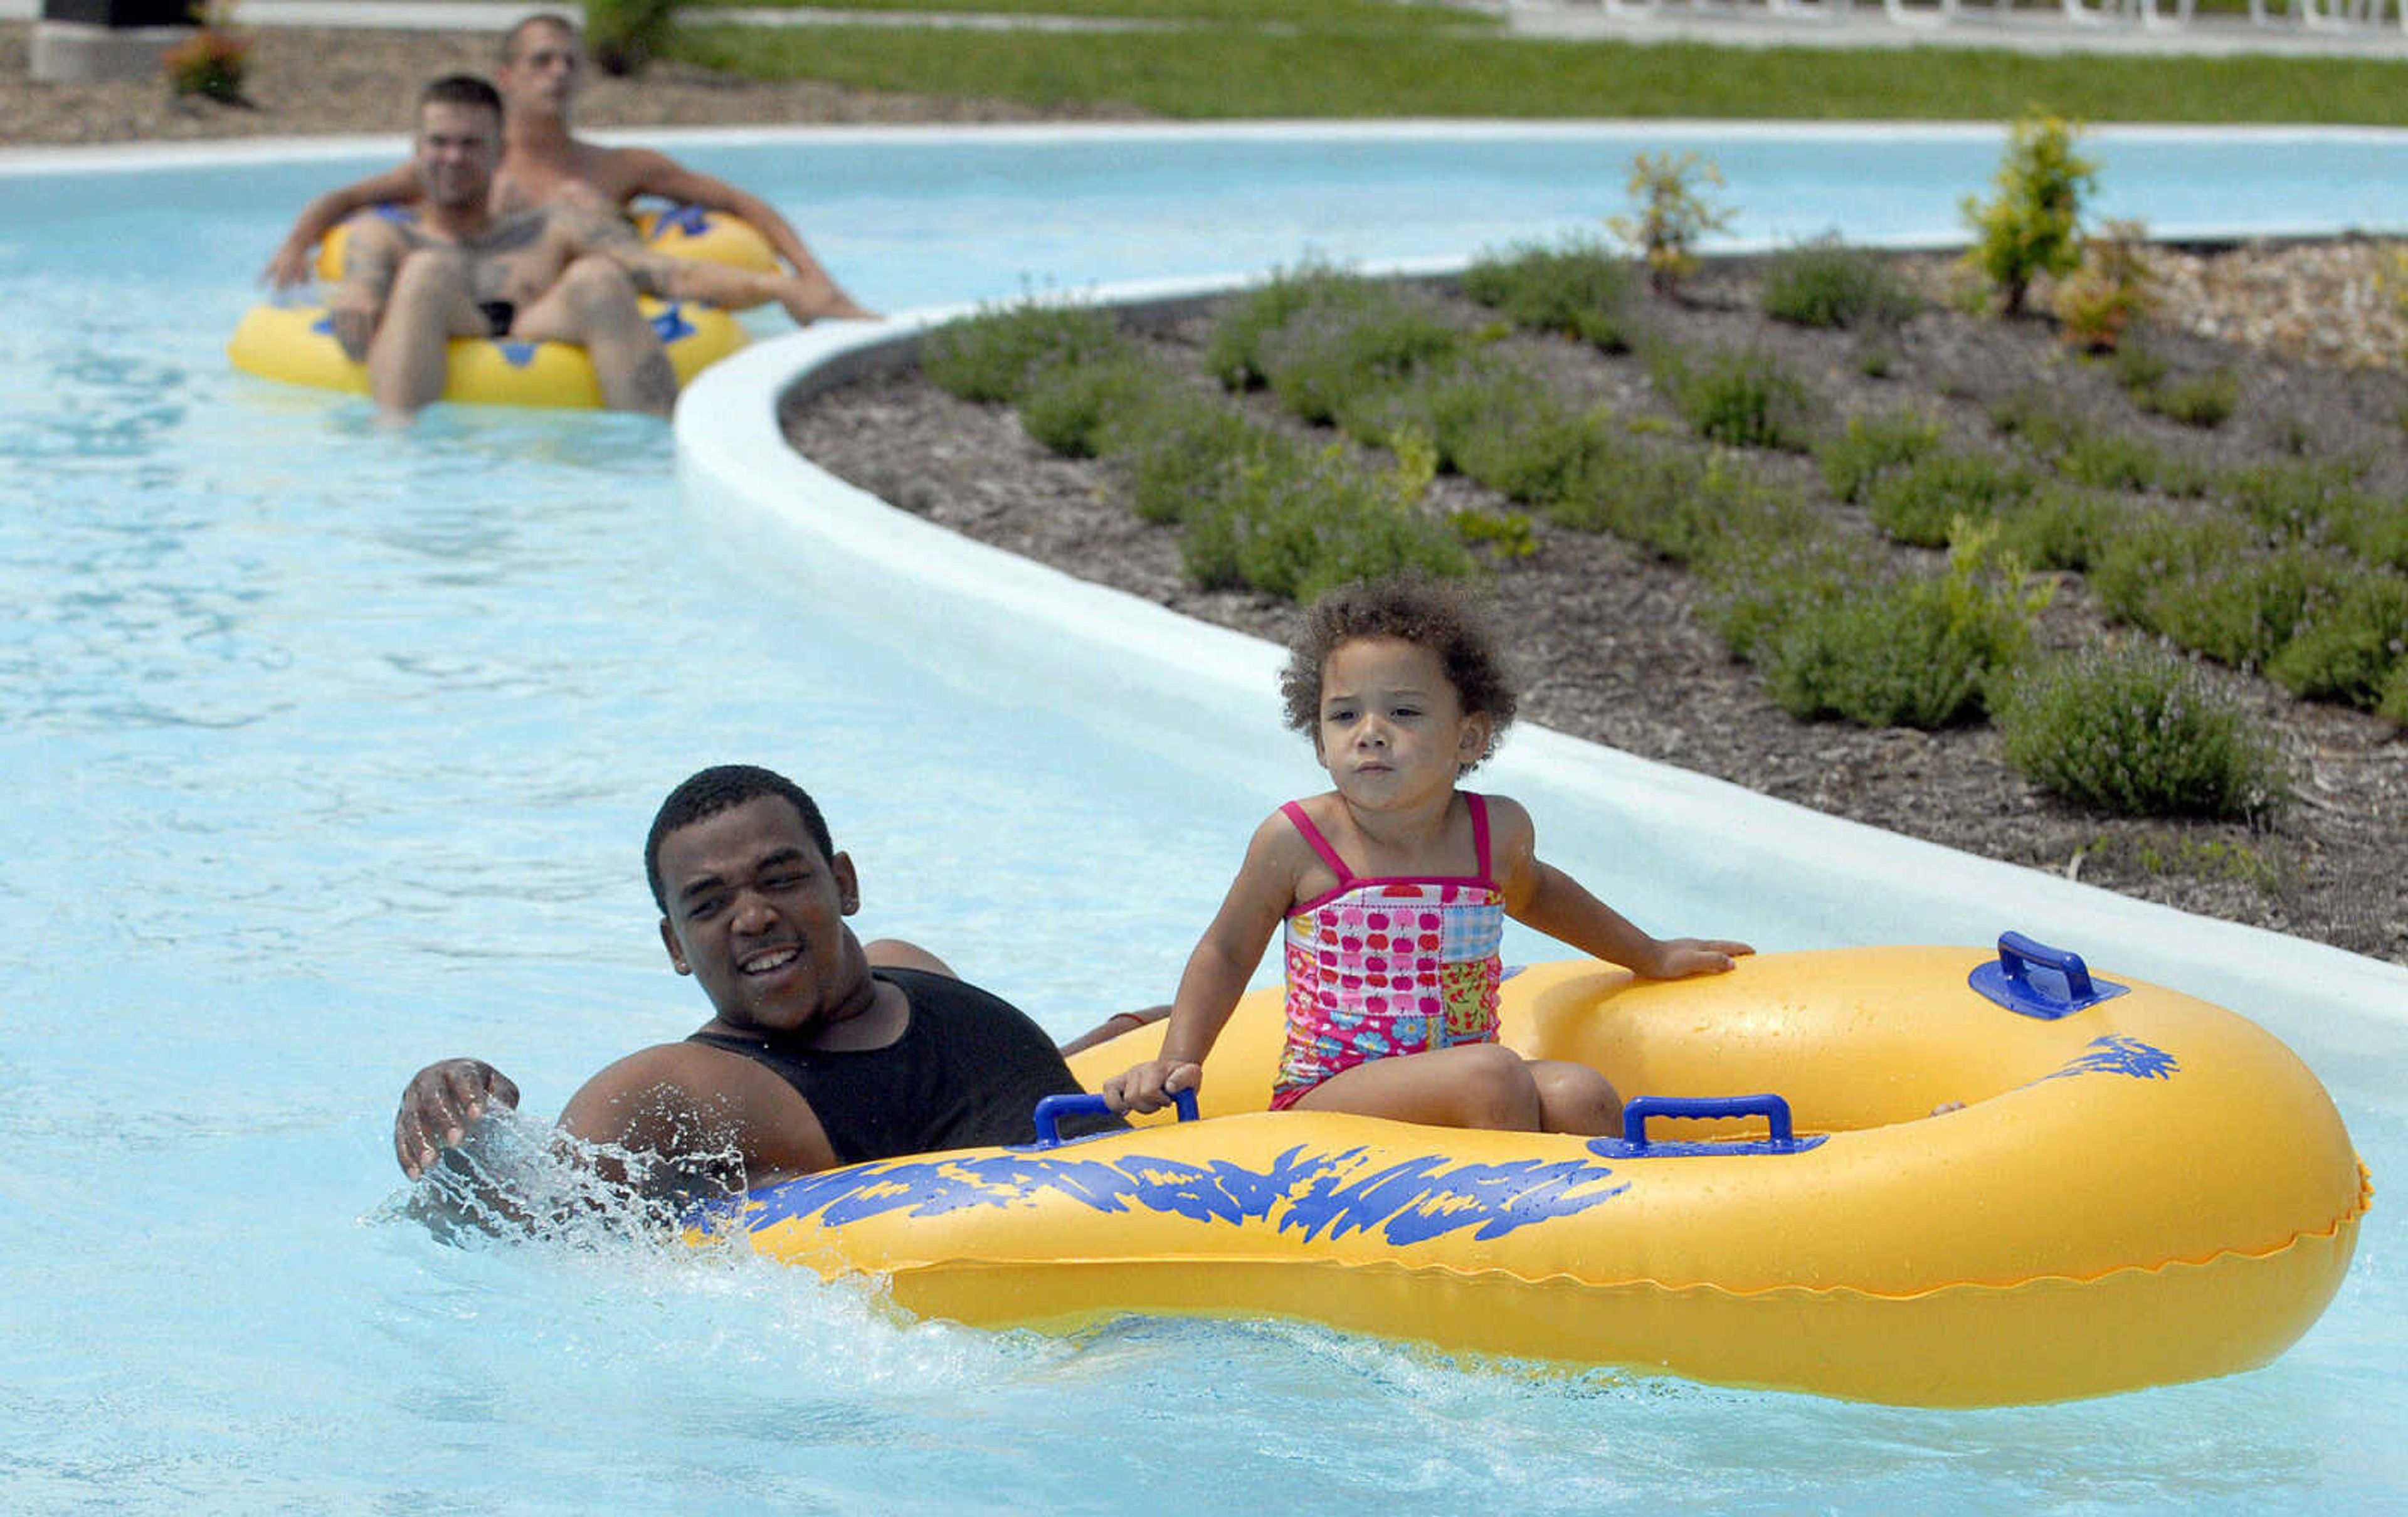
[783, 239, 2408, 966]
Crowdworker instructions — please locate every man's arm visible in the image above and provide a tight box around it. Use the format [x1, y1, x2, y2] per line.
[559, 203, 868, 326]
[615, 149, 862, 295]
[263, 162, 420, 288]
[327, 219, 406, 362]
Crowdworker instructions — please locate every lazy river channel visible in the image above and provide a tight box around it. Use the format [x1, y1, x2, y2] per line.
[2, 124, 2404, 1511]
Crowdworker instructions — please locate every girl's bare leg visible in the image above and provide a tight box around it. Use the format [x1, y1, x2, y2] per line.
[1292, 1042, 1545, 1131]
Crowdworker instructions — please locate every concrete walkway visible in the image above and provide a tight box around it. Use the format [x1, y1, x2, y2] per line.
[7, 0, 2404, 56]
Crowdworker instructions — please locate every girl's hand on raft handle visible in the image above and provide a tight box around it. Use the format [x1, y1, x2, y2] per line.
[1637, 938, 1756, 980]
[1100, 1058, 1201, 1116]
[394, 1058, 522, 1179]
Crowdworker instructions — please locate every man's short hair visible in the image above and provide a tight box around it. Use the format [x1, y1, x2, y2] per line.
[418, 73, 504, 119]
[645, 765, 837, 912]
[501, 12, 578, 66]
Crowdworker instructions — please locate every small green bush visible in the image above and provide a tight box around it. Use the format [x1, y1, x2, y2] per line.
[1117, 403, 1294, 526]
[2054, 219, 2153, 353]
[586, 0, 681, 76]
[1997, 642, 2284, 820]
[1650, 344, 1814, 451]
[1550, 447, 1810, 569]
[1363, 352, 1603, 504]
[1696, 532, 1861, 662]
[1987, 386, 2086, 457]
[2328, 495, 2408, 573]
[2217, 459, 2368, 539]
[1255, 284, 1464, 428]
[1461, 238, 1635, 351]
[1204, 262, 1370, 390]
[1760, 237, 1920, 331]
[1815, 410, 1943, 504]
[1961, 112, 2097, 317]
[1186, 442, 1472, 603]
[1016, 351, 1180, 458]
[1608, 151, 1736, 299]
[2382, 661, 2408, 725]
[2132, 369, 2239, 430]
[2266, 569, 2408, 712]
[922, 300, 1126, 404]
[2057, 430, 2184, 495]
[1999, 484, 2119, 573]
[1756, 525, 2049, 728]
[2091, 515, 2348, 668]
[1864, 448, 2039, 547]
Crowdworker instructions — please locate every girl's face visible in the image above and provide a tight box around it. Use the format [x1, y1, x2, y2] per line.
[1314, 637, 1491, 810]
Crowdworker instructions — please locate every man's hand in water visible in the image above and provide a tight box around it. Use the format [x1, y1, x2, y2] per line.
[394, 1059, 522, 1178]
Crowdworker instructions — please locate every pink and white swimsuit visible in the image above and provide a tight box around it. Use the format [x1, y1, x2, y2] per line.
[1270, 792, 1506, 1111]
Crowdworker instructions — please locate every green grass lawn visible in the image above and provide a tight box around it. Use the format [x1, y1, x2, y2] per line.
[670, 0, 2408, 125]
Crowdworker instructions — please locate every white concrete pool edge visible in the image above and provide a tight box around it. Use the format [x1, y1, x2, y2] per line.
[674, 273, 2408, 1055]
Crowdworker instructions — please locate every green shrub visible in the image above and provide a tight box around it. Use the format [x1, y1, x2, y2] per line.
[1461, 238, 1635, 351]
[1362, 352, 1603, 504]
[1999, 484, 2119, 572]
[586, 0, 681, 76]
[2382, 661, 2408, 725]
[1815, 410, 1943, 504]
[2057, 430, 2188, 495]
[1607, 151, 1736, 299]
[1187, 442, 1472, 603]
[2132, 368, 2238, 430]
[1017, 351, 1180, 458]
[1204, 262, 1370, 389]
[2328, 495, 2408, 573]
[1987, 386, 2086, 457]
[1550, 446, 1809, 569]
[1997, 642, 2284, 820]
[1863, 448, 2039, 547]
[2266, 569, 2408, 712]
[1117, 403, 1294, 526]
[922, 300, 1126, 404]
[1696, 532, 1861, 662]
[1760, 237, 1920, 330]
[1255, 284, 1464, 428]
[2091, 514, 2348, 667]
[1650, 344, 1814, 451]
[1960, 112, 2097, 317]
[1757, 524, 2049, 728]
[2217, 459, 2368, 539]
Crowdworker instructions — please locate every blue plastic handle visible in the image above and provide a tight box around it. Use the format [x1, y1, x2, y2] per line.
[1970, 931, 2128, 1019]
[1030, 1088, 1198, 1148]
[1999, 930, 2096, 999]
[1622, 1093, 1793, 1148]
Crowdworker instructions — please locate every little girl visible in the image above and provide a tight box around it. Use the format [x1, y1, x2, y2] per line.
[1102, 576, 1751, 1135]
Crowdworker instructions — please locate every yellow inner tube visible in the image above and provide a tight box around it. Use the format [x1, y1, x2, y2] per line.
[227, 298, 748, 410]
[707, 944, 2370, 1407]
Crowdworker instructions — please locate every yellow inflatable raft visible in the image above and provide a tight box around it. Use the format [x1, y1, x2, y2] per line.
[700, 936, 2370, 1407]
[226, 297, 748, 410]
[237, 203, 770, 408]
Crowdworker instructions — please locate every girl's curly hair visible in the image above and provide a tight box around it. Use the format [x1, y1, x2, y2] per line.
[1279, 576, 1518, 771]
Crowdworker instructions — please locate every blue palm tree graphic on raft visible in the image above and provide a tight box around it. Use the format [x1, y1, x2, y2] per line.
[310, 304, 693, 371]
[726, 1035, 2178, 1243]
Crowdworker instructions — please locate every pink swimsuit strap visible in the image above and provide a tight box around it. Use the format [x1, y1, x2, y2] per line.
[1277, 791, 1492, 893]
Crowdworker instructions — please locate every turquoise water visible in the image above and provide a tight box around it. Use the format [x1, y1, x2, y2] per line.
[2, 125, 2404, 1511]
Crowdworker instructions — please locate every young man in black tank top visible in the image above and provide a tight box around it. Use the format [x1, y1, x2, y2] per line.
[393, 764, 1142, 1210]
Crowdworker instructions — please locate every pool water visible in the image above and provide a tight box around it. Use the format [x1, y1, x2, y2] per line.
[2, 125, 2403, 1512]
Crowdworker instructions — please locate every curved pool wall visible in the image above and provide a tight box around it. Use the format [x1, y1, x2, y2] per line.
[4, 122, 2405, 1511]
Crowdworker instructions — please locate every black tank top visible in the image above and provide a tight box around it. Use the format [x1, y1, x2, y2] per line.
[685, 967, 1117, 1166]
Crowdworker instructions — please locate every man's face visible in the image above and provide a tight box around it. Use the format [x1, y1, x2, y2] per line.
[655, 795, 869, 1038]
[413, 100, 501, 212]
[499, 24, 583, 119]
